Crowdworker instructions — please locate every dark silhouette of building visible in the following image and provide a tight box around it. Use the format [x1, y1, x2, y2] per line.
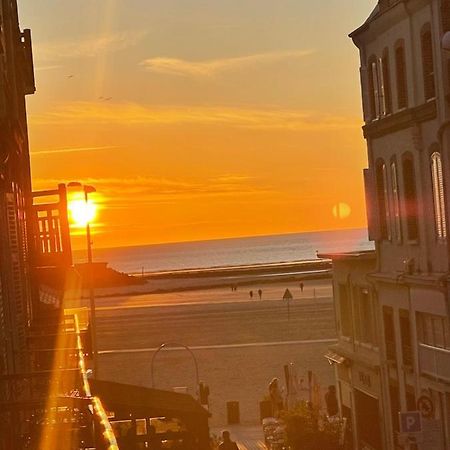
[0, 0, 36, 380]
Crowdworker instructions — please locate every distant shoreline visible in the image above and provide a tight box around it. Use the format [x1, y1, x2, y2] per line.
[79, 258, 332, 299]
[131, 258, 331, 278]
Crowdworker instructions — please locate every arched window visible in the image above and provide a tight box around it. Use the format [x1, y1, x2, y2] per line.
[381, 49, 392, 115]
[421, 25, 435, 100]
[368, 55, 380, 119]
[395, 41, 408, 109]
[376, 160, 391, 240]
[390, 160, 402, 242]
[402, 153, 419, 241]
[430, 151, 447, 239]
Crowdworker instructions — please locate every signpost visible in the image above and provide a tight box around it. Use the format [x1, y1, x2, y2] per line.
[399, 411, 423, 446]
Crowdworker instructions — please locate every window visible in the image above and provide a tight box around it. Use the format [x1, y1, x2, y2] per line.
[339, 284, 352, 338]
[376, 160, 391, 240]
[430, 151, 447, 239]
[399, 309, 413, 366]
[421, 25, 436, 100]
[417, 312, 450, 349]
[354, 288, 376, 346]
[395, 42, 408, 109]
[390, 160, 402, 242]
[383, 306, 396, 361]
[360, 289, 375, 345]
[402, 153, 419, 241]
[381, 49, 392, 115]
[367, 53, 391, 119]
[368, 56, 380, 119]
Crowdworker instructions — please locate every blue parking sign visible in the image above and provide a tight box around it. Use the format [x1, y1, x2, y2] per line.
[399, 411, 422, 433]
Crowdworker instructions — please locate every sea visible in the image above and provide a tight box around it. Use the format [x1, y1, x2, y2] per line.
[75, 228, 374, 275]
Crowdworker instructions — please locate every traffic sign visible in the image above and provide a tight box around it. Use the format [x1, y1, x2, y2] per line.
[283, 289, 293, 301]
[399, 411, 422, 433]
[417, 395, 434, 418]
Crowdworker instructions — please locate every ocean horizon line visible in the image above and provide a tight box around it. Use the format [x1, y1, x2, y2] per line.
[73, 226, 368, 254]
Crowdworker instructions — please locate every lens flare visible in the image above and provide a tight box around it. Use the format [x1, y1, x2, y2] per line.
[332, 202, 351, 219]
[69, 199, 96, 226]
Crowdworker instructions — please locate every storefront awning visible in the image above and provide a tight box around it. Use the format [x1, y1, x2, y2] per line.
[324, 350, 348, 365]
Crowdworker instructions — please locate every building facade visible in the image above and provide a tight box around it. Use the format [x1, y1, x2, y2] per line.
[0, 0, 36, 379]
[325, 1, 450, 449]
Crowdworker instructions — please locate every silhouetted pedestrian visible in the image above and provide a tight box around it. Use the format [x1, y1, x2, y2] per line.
[123, 422, 137, 450]
[300, 282, 304, 292]
[269, 377, 284, 417]
[148, 425, 162, 450]
[258, 289, 262, 300]
[219, 430, 239, 450]
[249, 290, 253, 299]
[325, 385, 339, 417]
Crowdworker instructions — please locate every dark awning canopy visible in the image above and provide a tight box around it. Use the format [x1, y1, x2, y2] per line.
[90, 379, 209, 419]
[91, 379, 210, 450]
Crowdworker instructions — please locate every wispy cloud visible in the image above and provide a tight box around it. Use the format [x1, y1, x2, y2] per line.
[30, 102, 359, 131]
[34, 64, 63, 72]
[140, 49, 315, 77]
[31, 145, 117, 156]
[36, 30, 147, 62]
[33, 175, 272, 206]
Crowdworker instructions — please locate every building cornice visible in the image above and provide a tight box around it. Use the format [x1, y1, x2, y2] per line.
[368, 270, 448, 288]
[362, 100, 437, 139]
[350, 0, 431, 46]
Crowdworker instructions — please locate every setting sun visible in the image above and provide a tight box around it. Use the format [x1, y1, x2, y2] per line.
[332, 202, 351, 220]
[68, 199, 96, 227]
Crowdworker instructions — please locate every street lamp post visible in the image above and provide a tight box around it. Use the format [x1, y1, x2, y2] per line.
[151, 342, 200, 398]
[68, 182, 98, 377]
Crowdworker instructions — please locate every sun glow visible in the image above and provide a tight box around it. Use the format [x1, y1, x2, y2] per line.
[332, 202, 351, 220]
[69, 199, 96, 226]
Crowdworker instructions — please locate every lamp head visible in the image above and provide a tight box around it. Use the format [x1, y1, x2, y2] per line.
[84, 185, 96, 194]
[67, 181, 82, 188]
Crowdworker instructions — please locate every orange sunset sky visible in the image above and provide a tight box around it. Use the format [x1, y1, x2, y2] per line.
[21, 0, 376, 249]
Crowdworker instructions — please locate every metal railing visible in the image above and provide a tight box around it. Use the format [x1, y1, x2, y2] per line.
[74, 314, 119, 450]
[0, 313, 120, 450]
[418, 342, 450, 382]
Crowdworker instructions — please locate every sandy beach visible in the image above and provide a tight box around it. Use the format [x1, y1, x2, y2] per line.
[82, 269, 337, 428]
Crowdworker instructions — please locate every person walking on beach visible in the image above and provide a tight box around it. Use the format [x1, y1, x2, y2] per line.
[249, 290, 253, 299]
[219, 431, 239, 450]
[258, 289, 262, 300]
[300, 282, 304, 293]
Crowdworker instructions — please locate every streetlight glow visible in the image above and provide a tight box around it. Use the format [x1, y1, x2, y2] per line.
[69, 198, 96, 227]
[67, 181, 99, 377]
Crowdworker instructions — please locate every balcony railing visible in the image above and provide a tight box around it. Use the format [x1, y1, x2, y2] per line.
[418, 343, 450, 383]
[74, 315, 119, 450]
[0, 313, 119, 450]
